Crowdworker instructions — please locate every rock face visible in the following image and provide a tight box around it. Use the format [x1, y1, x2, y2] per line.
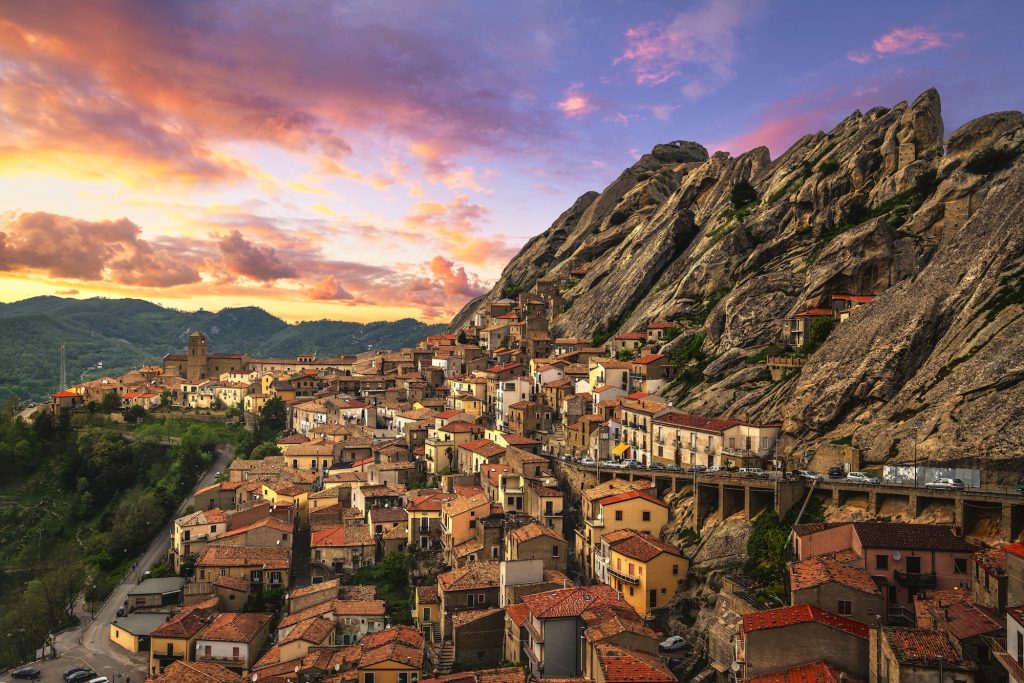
[453, 89, 1024, 470]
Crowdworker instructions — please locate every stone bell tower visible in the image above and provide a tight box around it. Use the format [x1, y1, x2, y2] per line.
[186, 330, 208, 382]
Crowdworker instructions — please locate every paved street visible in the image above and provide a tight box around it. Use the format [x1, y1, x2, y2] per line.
[33, 445, 236, 681]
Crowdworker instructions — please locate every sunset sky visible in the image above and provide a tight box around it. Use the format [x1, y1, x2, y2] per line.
[1, 1, 1021, 323]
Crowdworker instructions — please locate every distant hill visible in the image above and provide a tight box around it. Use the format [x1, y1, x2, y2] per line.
[0, 296, 445, 400]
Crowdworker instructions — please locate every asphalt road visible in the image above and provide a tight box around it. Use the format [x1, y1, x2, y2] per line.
[35, 445, 236, 681]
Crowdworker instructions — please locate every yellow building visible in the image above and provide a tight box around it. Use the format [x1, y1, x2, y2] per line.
[574, 479, 667, 580]
[110, 613, 168, 653]
[195, 545, 291, 590]
[149, 604, 215, 675]
[604, 529, 687, 617]
[261, 481, 309, 515]
[170, 508, 227, 574]
[423, 420, 484, 474]
[414, 585, 441, 644]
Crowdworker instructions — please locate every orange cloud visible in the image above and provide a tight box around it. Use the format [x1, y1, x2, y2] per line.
[557, 83, 597, 119]
[848, 26, 964, 64]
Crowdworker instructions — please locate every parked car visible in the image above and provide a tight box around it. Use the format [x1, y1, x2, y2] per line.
[665, 463, 682, 472]
[620, 459, 644, 469]
[13, 670, 41, 681]
[67, 672, 96, 683]
[739, 467, 769, 479]
[847, 471, 881, 485]
[659, 635, 687, 651]
[925, 478, 966, 490]
[686, 465, 707, 473]
[795, 470, 823, 481]
[827, 466, 845, 478]
[649, 462, 667, 470]
[579, 457, 596, 466]
[705, 465, 721, 474]
[667, 658, 685, 669]
[87, 678, 109, 683]
[64, 669, 91, 681]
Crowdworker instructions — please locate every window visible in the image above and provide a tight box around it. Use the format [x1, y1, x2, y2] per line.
[615, 510, 623, 521]
[642, 511, 650, 522]
[204, 645, 212, 656]
[954, 558, 967, 574]
[837, 600, 852, 616]
[398, 675, 409, 683]
[232, 646, 240, 659]
[628, 562, 635, 575]
[628, 586, 634, 596]
[478, 593, 485, 604]
[672, 564, 679, 575]
[468, 594, 475, 607]
[364, 674, 375, 683]
[876, 554, 888, 570]
[552, 546, 560, 558]
[469, 519, 477, 529]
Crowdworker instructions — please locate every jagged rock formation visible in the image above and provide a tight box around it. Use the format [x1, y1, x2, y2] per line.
[453, 89, 1024, 470]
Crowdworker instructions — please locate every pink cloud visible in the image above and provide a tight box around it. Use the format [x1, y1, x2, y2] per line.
[307, 275, 354, 301]
[429, 256, 487, 298]
[557, 83, 597, 119]
[848, 26, 963, 64]
[616, 0, 752, 97]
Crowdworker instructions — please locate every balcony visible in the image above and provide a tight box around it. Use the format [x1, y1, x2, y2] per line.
[894, 571, 937, 587]
[607, 566, 640, 585]
[990, 637, 1024, 683]
[587, 516, 605, 528]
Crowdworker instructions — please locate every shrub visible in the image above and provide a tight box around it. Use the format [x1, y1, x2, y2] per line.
[798, 316, 836, 355]
[817, 160, 840, 176]
[730, 179, 758, 208]
[609, 210, 629, 226]
[964, 147, 1018, 175]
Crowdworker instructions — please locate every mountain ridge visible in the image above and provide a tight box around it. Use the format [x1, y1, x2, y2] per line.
[451, 88, 1024, 470]
[0, 296, 445, 400]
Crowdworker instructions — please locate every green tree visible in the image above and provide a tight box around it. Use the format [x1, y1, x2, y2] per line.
[251, 441, 282, 460]
[799, 316, 837, 355]
[258, 396, 287, 435]
[100, 391, 121, 413]
[125, 404, 147, 423]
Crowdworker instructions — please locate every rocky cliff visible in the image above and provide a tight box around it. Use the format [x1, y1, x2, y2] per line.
[452, 89, 1024, 470]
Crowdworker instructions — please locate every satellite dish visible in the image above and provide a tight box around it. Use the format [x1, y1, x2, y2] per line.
[731, 661, 741, 673]
[892, 551, 902, 561]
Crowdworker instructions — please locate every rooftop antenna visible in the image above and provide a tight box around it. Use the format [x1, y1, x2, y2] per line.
[59, 342, 67, 391]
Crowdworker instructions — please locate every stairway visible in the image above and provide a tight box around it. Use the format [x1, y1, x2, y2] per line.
[430, 621, 442, 643]
[437, 639, 455, 675]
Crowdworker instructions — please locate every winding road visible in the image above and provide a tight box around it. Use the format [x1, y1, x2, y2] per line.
[35, 445, 235, 681]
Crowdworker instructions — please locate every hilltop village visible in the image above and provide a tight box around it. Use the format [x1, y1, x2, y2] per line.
[43, 275, 1024, 683]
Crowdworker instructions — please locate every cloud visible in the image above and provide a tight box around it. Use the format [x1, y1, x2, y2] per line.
[55, 289, 79, 295]
[557, 83, 597, 119]
[0, 210, 494, 321]
[0, 212, 201, 286]
[848, 26, 963, 64]
[616, 0, 753, 97]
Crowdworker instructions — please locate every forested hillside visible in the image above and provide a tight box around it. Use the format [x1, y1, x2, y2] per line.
[0, 297, 445, 400]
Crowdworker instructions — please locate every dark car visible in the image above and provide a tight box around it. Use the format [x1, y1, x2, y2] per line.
[67, 672, 96, 683]
[828, 466, 844, 478]
[13, 669, 41, 680]
[64, 669, 91, 681]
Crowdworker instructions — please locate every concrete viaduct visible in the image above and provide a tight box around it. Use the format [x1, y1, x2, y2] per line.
[551, 460, 1024, 540]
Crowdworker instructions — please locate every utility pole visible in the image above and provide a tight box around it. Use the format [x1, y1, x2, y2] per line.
[59, 342, 67, 391]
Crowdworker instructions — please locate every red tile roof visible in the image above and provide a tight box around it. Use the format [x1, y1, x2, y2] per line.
[885, 627, 963, 666]
[197, 545, 289, 570]
[198, 612, 272, 643]
[852, 522, 974, 553]
[607, 529, 681, 561]
[832, 294, 876, 303]
[438, 561, 501, 592]
[594, 643, 675, 682]
[521, 585, 623, 619]
[311, 524, 373, 548]
[598, 489, 667, 508]
[653, 411, 740, 432]
[973, 547, 1007, 576]
[748, 661, 849, 683]
[742, 605, 868, 639]
[633, 354, 665, 365]
[440, 420, 484, 434]
[507, 522, 566, 544]
[794, 308, 833, 317]
[789, 557, 881, 595]
[506, 603, 530, 627]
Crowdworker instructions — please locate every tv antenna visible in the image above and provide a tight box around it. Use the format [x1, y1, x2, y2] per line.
[59, 342, 68, 391]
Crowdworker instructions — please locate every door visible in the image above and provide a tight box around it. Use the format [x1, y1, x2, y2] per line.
[649, 589, 657, 609]
[906, 556, 921, 574]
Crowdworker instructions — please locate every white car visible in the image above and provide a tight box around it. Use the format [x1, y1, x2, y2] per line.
[579, 458, 596, 466]
[925, 478, 966, 490]
[795, 470, 822, 481]
[739, 467, 769, 479]
[847, 471, 881, 485]
[660, 635, 687, 651]
[705, 465, 721, 474]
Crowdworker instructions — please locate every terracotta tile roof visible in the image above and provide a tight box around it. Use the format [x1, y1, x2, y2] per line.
[653, 411, 740, 432]
[521, 585, 623, 619]
[921, 600, 1001, 640]
[311, 524, 373, 548]
[440, 420, 484, 434]
[357, 626, 424, 669]
[647, 321, 677, 329]
[289, 578, 339, 599]
[438, 561, 501, 592]
[789, 557, 881, 595]
[598, 489, 666, 508]
[632, 354, 665, 365]
[454, 538, 484, 558]
[973, 547, 1007, 576]
[417, 585, 439, 604]
[198, 612, 272, 643]
[150, 605, 214, 639]
[506, 602, 530, 627]
[832, 294, 876, 303]
[278, 433, 311, 445]
[333, 599, 387, 616]
[359, 483, 408, 498]
[794, 307, 833, 317]
[369, 507, 408, 524]
[582, 478, 652, 503]
[885, 627, 963, 666]
[451, 606, 503, 629]
[216, 516, 292, 540]
[1004, 542, 1024, 559]
[460, 439, 506, 457]
[178, 508, 227, 527]
[197, 545, 290, 570]
[442, 493, 489, 517]
[583, 608, 656, 643]
[324, 471, 367, 484]
[278, 602, 336, 628]
[596, 359, 634, 370]
[852, 522, 974, 553]
[594, 643, 675, 682]
[407, 491, 457, 511]
[280, 617, 335, 645]
[1009, 605, 1024, 627]
[211, 575, 251, 593]
[748, 661, 850, 683]
[529, 481, 562, 497]
[150, 661, 239, 683]
[792, 522, 849, 536]
[508, 522, 566, 545]
[608, 530, 680, 561]
[337, 585, 377, 601]
[742, 605, 868, 639]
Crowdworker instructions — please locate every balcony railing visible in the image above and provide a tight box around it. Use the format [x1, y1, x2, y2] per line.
[894, 571, 937, 587]
[607, 567, 641, 585]
[990, 637, 1024, 683]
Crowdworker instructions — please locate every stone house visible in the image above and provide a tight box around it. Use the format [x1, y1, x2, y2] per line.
[506, 400, 551, 438]
[789, 556, 886, 625]
[505, 522, 568, 572]
[451, 607, 505, 670]
[971, 547, 1007, 613]
[194, 612, 273, 671]
[438, 561, 502, 639]
[869, 626, 975, 683]
[310, 524, 375, 576]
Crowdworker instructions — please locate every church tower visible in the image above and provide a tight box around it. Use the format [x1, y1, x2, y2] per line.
[186, 330, 208, 382]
